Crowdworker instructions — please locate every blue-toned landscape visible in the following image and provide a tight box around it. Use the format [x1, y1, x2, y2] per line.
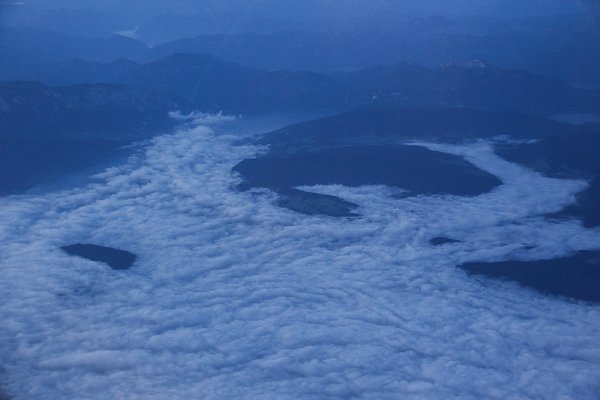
[1, 1, 600, 399]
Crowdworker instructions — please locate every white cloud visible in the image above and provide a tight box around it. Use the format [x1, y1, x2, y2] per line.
[168, 110, 238, 125]
[0, 121, 599, 399]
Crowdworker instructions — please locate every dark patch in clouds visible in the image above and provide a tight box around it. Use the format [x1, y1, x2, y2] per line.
[460, 250, 600, 302]
[497, 131, 600, 228]
[62, 244, 136, 270]
[430, 237, 461, 246]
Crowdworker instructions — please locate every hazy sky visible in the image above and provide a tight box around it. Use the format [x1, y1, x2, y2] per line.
[6, 0, 594, 20]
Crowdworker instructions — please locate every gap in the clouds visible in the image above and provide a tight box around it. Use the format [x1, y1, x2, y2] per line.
[459, 250, 600, 302]
[430, 237, 461, 246]
[61, 244, 137, 270]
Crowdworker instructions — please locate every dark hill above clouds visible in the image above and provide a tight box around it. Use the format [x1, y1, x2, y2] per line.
[233, 107, 578, 216]
[246, 106, 600, 223]
[234, 144, 502, 200]
[498, 131, 600, 228]
[127, 54, 348, 114]
[339, 61, 600, 115]
[257, 107, 579, 149]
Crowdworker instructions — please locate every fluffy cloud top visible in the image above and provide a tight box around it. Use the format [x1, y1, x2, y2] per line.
[0, 118, 599, 399]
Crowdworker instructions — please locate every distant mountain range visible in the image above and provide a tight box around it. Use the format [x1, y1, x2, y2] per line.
[148, 14, 600, 86]
[2, 12, 599, 86]
[2, 26, 599, 198]
[1, 53, 598, 117]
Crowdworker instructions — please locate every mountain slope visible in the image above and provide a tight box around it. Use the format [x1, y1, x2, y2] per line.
[0, 81, 177, 195]
[257, 107, 578, 149]
[0, 81, 175, 140]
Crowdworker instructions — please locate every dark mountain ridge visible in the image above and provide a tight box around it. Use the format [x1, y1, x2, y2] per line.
[149, 14, 600, 85]
[0, 81, 175, 140]
[0, 81, 177, 195]
[2, 54, 598, 117]
[3, 11, 599, 85]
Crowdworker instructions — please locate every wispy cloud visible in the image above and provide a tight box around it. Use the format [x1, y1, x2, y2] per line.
[168, 110, 238, 125]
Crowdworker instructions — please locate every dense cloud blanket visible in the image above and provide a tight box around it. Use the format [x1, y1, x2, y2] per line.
[0, 121, 599, 399]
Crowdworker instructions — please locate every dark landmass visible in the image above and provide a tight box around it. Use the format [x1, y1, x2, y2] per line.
[234, 145, 501, 197]
[0, 81, 176, 141]
[259, 107, 576, 149]
[0, 139, 126, 196]
[460, 250, 600, 302]
[497, 132, 600, 227]
[61, 244, 136, 270]
[234, 107, 560, 216]
[430, 237, 461, 246]
[0, 55, 350, 115]
[339, 61, 600, 116]
[254, 107, 597, 221]
[1, 55, 596, 209]
[0, 81, 176, 195]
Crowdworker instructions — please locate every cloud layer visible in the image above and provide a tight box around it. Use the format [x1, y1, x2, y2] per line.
[0, 121, 599, 399]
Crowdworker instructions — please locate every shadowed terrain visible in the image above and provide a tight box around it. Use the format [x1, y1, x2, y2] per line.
[498, 131, 600, 227]
[235, 145, 500, 197]
[234, 108, 513, 216]
[460, 251, 600, 302]
[62, 243, 137, 270]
